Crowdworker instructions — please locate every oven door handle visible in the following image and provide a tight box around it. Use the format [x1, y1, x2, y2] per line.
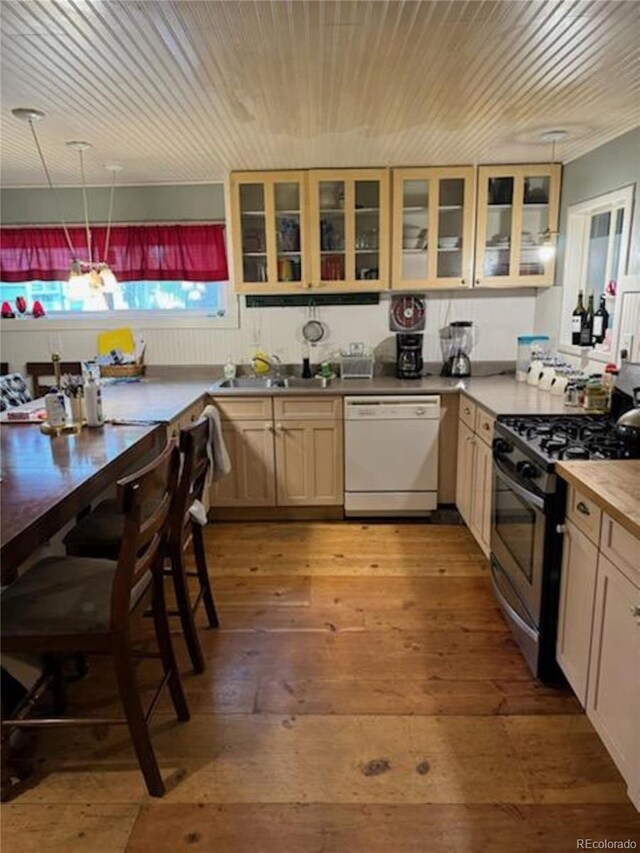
[490, 561, 537, 643]
[493, 455, 546, 511]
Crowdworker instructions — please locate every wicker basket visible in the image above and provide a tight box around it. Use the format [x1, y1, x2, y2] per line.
[99, 362, 145, 379]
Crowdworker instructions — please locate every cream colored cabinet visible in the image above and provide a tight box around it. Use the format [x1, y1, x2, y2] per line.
[308, 169, 390, 291]
[469, 436, 492, 556]
[587, 552, 640, 806]
[391, 167, 475, 290]
[210, 419, 276, 506]
[456, 397, 494, 557]
[556, 504, 640, 810]
[275, 419, 343, 505]
[229, 171, 310, 293]
[475, 164, 561, 288]
[210, 395, 343, 508]
[556, 519, 599, 706]
[455, 420, 475, 527]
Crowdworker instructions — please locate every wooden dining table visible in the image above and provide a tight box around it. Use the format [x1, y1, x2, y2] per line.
[0, 422, 164, 582]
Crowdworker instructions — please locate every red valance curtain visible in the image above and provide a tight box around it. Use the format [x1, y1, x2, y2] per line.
[0, 224, 228, 282]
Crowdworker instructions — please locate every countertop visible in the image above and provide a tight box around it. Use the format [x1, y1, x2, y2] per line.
[1, 373, 589, 425]
[209, 374, 585, 417]
[556, 460, 640, 540]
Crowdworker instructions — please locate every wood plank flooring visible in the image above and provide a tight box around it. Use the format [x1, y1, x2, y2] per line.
[2, 521, 639, 851]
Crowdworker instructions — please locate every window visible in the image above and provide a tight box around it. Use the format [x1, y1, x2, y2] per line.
[0, 222, 236, 327]
[0, 279, 228, 315]
[560, 185, 634, 358]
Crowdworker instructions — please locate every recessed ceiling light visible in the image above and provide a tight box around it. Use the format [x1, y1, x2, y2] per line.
[541, 130, 568, 142]
[66, 141, 92, 151]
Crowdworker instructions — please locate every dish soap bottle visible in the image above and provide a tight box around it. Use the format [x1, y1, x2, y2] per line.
[223, 356, 237, 381]
[85, 374, 104, 428]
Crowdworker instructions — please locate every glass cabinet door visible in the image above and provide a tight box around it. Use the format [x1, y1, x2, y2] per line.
[231, 171, 308, 291]
[476, 165, 561, 287]
[391, 167, 474, 289]
[310, 169, 389, 290]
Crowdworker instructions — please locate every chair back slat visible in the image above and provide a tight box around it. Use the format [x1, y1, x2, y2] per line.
[111, 441, 180, 630]
[173, 418, 210, 549]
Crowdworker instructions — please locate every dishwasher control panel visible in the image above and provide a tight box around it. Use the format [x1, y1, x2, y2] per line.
[344, 396, 440, 420]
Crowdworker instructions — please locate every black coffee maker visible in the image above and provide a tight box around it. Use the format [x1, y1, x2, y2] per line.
[396, 334, 424, 379]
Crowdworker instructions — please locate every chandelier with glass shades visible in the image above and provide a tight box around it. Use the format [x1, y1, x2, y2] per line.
[12, 107, 122, 292]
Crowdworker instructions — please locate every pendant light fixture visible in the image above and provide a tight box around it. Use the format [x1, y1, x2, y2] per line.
[538, 129, 568, 262]
[12, 108, 122, 291]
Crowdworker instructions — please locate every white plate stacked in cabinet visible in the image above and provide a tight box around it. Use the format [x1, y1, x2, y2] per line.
[556, 485, 640, 811]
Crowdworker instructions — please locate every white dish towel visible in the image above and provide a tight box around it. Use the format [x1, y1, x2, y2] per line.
[189, 403, 231, 526]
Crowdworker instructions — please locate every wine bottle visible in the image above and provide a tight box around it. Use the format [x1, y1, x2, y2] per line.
[572, 291, 586, 345]
[592, 295, 609, 344]
[580, 292, 595, 347]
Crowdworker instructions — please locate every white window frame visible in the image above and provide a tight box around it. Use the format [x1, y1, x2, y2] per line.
[559, 184, 635, 362]
[0, 287, 239, 331]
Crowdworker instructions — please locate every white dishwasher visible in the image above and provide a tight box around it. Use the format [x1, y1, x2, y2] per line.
[344, 395, 440, 516]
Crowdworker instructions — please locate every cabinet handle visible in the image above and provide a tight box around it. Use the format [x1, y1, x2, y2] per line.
[475, 278, 480, 285]
[630, 605, 640, 617]
[464, 407, 471, 415]
[556, 524, 567, 534]
[483, 422, 490, 431]
[275, 423, 285, 432]
[576, 501, 591, 516]
[460, 279, 466, 286]
[264, 423, 274, 433]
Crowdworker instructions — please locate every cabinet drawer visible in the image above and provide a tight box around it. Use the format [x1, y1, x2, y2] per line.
[212, 396, 273, 421]
[567, 485, 602, 546]
[600, 514, 640, 588]
[475, 407, 494, 445]
[459, 395, 476, 430]
[274, 396, 342, 421]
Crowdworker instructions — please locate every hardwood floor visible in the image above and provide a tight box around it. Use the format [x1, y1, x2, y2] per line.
[2, 521, 639, 851]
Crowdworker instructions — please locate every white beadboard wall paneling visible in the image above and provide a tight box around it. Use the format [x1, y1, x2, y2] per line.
[1, 291, 536, 374]
[2, 1, 639, 186]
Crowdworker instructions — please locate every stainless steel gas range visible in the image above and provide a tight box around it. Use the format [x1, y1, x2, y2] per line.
[490, 364, 640, 683]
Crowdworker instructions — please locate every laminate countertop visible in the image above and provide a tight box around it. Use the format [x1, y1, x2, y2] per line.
[209, 374, 585, 417]
[1, 373, 586, 426]
[556, 460, 640, 541]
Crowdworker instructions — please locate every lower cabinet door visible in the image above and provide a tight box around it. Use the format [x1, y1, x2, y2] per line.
[210, 420, 276, 506]
[455, 420, 475, 526]
[556, 519, 598, 706]
[469, 436, 492, 556]
[275, 419, 343, 505]
[587, 553, 640, 791]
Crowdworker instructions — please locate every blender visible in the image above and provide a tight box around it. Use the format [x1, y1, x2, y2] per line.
[440, 321, 474, 377]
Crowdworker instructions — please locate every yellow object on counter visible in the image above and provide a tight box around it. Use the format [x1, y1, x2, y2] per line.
[97, 327, 135, 357]
[252, 349, 271, 375]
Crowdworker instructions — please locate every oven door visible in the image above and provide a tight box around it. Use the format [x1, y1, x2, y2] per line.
[491, 457, 547, 625]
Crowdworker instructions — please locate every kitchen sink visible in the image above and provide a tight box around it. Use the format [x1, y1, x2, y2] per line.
[218, 376, 331, 389]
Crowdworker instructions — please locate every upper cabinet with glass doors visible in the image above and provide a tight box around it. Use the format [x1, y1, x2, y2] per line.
[475, 164, 561, 288]
[308, 169, 390, 291]
[230, 171, 309, 293]
[391, 167, 475, 290]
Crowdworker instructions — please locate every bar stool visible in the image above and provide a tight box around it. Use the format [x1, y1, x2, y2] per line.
[1, 442, 189, 798]
[63, 418, 219, 674]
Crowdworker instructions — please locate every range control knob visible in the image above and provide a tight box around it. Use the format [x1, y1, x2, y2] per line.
[518, 462, 538, 479]
[493, 437, 513, 454]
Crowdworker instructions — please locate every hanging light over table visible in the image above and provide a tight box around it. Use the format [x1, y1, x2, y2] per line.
[12, 108, 122, 293]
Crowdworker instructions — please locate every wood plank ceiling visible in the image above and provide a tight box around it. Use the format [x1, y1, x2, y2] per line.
[1, 0, 638, 186]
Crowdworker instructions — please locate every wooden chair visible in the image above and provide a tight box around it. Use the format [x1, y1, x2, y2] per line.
[1, 441, 189, 798]
[63, 417, 219, 674]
